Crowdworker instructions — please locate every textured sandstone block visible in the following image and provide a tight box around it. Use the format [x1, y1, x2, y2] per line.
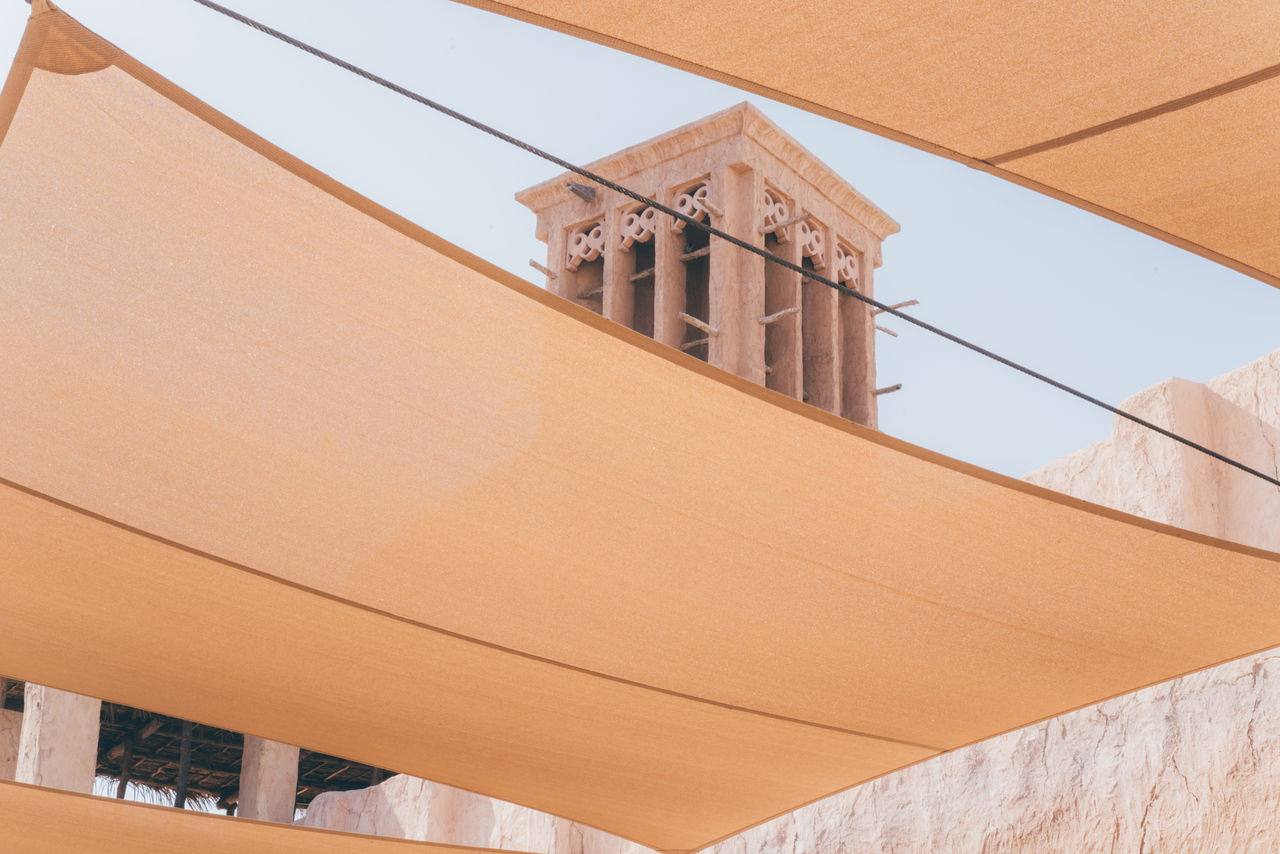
[0, 708, 21, 780]
[15, 685, 100, 793]
[301, 774, 646, 854]
[239, 735, 300, 822]
[707, 649, 1280, 854]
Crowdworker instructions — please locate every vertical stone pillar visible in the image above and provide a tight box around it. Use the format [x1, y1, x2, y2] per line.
[238, 735, 299, 822]
[546, 226, 570, 300]
[709, 160, 765, 383]
[0, 677, 16, 780]
[762, 218, 803, 398]
[1, 709, 22, 781]
[15, 685, 100, 793]
[653, 191, 686, 350]
[601, 205, 630, 327]
[800, 221, 841, 414]
[841, 248, 877, 428]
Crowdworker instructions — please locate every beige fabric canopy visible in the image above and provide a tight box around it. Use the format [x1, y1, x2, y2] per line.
[5, 5, 1280, 852]
[457, 0, 1280, 289]
[0, 779, 524, 854]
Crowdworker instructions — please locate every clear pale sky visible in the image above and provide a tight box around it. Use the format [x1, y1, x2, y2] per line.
[3, 0, 1277, 478]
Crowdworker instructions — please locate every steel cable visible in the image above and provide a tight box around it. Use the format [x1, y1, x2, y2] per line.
[186, 0, 1280, 490]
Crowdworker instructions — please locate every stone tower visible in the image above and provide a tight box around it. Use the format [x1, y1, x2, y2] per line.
[516, 103, 898, 428]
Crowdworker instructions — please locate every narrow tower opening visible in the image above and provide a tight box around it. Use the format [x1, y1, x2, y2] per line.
[680, 223, 711, 362]
[630, 238, 656, 338]
[619, 204, 657, 338]
[763, 231, 798, 396]
[564, 219, 605, 315]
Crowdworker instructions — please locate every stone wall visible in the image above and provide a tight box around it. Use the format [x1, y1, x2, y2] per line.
[302, 775, 645, 854]
[703, 652, 1280, 854]
[304, 350, 1280, 853]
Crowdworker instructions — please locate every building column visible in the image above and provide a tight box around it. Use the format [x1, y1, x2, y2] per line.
[15, 684, 100, 792]
[841, 247, 876, 428]
[762, 211, 803, 400]
[601, 204, 630, 327]
[709, 160, 766, 383]
[799, 221, 840, 414]
[239, 735, 299, 822]
[0, 680, 20, 781]
[0, 712, 19, 781]
[0, 676, 17, 780]
[653, 189, 686, 350]
[546, 225, 570, 300]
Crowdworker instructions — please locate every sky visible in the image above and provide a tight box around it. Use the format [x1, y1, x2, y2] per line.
[2, 0, 1277, 478]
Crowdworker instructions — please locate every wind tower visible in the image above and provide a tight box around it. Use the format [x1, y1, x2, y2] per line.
[516, 102, 899, 428]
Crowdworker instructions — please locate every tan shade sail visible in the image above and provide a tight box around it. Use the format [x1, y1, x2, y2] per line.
[0, 779, 531, 854]
[456, 0, 1280, 288]
[5, 5, 1280, 852]
[0, 476, 924, 852]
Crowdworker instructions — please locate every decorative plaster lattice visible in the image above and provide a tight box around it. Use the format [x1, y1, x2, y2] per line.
[797, 220, 826, 269]
[760, 188, 790, 241]
[833, 243, 860, 287]
[619, 206, 658, 251]
[566, 221, 605, 271]
[671, 183, 710, 232]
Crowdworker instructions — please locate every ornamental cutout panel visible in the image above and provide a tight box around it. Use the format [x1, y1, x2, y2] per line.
[671, 183, 710, 233]
[620, 206, 658, 251]
[566, 221, 605, 271]
[833, 242, 860, 287]
[760, 188, 791, 241]
[797, 219, 826, 269]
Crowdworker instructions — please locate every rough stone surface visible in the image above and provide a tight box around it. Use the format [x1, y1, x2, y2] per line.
[705, 650, 1280, 854]
[301, 775, 645, 854]
[304, 351, 1280, 852]
[15, 685, 100, 793]
[1029, 363, 1280, 551]
[0, 708, 21, 780]
[239, 735, 300, 822]
[1207, 349, 1280, 431]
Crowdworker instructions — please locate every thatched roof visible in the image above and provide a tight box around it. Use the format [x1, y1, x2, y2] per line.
[2, 680, 388, 811]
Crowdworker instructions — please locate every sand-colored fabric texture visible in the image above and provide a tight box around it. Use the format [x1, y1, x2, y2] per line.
[455, 0, 1280, 289]
[5, 6, 1280, 852]
[0, 779, 536, 854]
